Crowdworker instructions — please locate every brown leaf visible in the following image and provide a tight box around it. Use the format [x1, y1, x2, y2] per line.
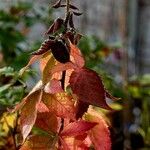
[20, 90, 43, 142]
[20, 135, 56, 150]
[31, 39, 54, 55]
[35, 112, 59, 133]
[69, 4, 79, 10]
[69, 13, 74, 28]
[19, 55, 42, 76]
[52, 0, 62, 8]
[69, 68, 111, 109]
[73, 11, 83, 16]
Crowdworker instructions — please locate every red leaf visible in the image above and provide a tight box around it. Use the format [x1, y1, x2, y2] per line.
[42, 92, 75, 119]
[60, 120, 97, 137]
[44, 79, 63, 94]
[85, 108, 111, 150]
[20, 135, 56, 150]
[35, 112, 59, 133]
[69, 68, 111, 109]
[20, 90, 43, 142]
[75, 101, 89, 119]
[69, 42, 85, 68]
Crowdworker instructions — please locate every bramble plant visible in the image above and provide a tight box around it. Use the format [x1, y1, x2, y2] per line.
[10, 0, 119, 149]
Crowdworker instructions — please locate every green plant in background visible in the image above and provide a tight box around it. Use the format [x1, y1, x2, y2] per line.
[128, 74, 150, 148]
[0, 1, 53, 69]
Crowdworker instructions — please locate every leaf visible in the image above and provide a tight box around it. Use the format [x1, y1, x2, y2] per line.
[69, 42, 85, 68]
[44, 79, 63, 94]
[69, 68, 111, 109]
[106, 91, 121, 101]
[20, 90, 43, 142]
[52, 0, 62, 8]
[39, 51, 52, 73]
[75, 101, 89, 119]
[51, 62, 76, 75]
[19, 55, 41, 76]
[42, 92, 75, 119]
[51, 40, 70, 63]
[84, 108, 111, 150]
[35, 112, 59, 134]
[20, 135, 56, 150]
[60, 120, 97, 137]
[42, 54, 56, 84]
[31, 39, 54, 55]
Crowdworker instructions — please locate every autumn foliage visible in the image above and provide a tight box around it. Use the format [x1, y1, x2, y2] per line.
[10, 0, 119, 149]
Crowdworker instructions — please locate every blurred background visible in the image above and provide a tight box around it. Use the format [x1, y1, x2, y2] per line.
[0, 0, 149, 149]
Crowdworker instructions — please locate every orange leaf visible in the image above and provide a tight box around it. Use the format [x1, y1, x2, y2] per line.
[20, 90, 43, 142]
[19, 55, 42, 75]
[20, 135, 56, 150]
[69, 68, 111, 109]
[69, 42, 85, 68]
[42, 92, 75, 119]
[35, 112, 59, 134]
[85, 108, 111, 150]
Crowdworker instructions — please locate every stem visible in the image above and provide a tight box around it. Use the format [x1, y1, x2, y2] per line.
[66, 0, 70, 14]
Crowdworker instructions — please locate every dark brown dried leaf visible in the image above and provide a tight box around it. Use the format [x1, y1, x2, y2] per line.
[51, 40, 70, 63]
[53, 18, 64, 33]
[64, 12, 70, 27]
[73, 11, 83, 16]
[31, 39, 55, 55]
[69, 13, 74, 28]
[69, 4, 79, 10]
[52, 0, 62, 8]
[74, 33, 82, 45]
[46, 23, 55, 34]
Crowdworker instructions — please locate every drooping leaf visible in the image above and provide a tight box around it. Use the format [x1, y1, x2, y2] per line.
[19, 55, 42, 75]
[69, 42, 85, 68]
[51, 40, 70, 63]
[60, 120, 97, 137]
[20, 90, 43, 142]
[44, 79, 63, 94]
[106, 91, 121, 101]
[69, 68, 111, 109]
[52, 0, 62, 8]
[42, 92, 75, 119]
[20, 135, 56, 150]
[35, 112, 59, 134]
[31, 39, 54, 55]
[84, 108, 111, 150]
